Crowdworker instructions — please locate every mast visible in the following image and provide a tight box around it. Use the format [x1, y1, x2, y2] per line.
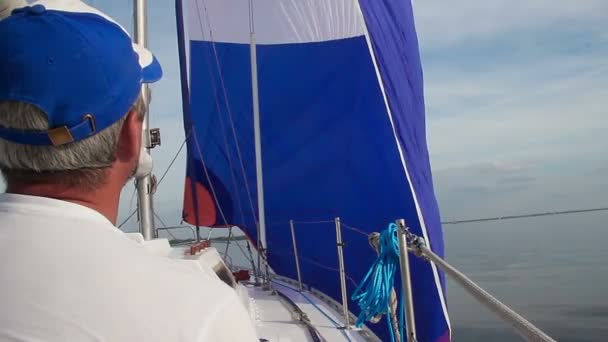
[134, 0, 156, 240]
[249, 0, 269, 280]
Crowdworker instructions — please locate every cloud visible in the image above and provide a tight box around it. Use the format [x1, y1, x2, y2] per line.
[426, 52, 607, 112]
[434, 160, 538, 192]
[592, 161, 608, 177]
[496, 175, 536, 186]
[413, 0, 608, 49]
[434, 158, 608, 219]
[433, 161, 538, 210]
[477, 161, 536, 175]
[423, 32, 608, 169]
[416, 1, 608, 188]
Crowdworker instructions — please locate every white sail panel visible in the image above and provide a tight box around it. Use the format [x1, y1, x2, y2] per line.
[185, 0, 366, 44]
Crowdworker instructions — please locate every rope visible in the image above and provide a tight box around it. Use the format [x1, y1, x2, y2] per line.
[351, 223, 404, 342]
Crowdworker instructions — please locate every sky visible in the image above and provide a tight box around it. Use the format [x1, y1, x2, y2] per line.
[2, 0, 607, 231]
[412, 0, 608, 220]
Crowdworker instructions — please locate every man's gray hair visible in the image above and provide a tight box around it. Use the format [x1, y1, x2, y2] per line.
[0, 96, 144, 187]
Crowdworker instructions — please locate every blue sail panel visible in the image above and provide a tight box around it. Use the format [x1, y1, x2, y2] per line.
[176, 1, 450, 340]
[358, 1, 450, 340]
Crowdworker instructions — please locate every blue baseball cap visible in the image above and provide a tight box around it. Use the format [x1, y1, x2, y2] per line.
[0, 0, 162, 146]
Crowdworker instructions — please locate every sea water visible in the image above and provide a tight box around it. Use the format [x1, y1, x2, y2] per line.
[213, 212, 608, 341]
[444, 212, 608, 341]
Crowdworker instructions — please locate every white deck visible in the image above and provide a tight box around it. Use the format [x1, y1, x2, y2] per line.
[245, 278, 373, 341]
[133, 235, 379, 341]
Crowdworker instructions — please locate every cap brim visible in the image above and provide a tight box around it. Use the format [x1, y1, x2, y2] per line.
[142, 55, 162, 83]
[133, 43, 163, 83]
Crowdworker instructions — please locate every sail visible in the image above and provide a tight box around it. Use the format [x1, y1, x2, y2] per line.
[175, 1, 450, 340]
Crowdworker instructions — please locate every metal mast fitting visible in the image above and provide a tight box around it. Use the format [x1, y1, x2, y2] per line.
[134, 0, 160, 240]
[289, 220, 304, 291]
[248, 0, 270, 285]
[335, 217, 351, 329]
[396, 219, 418, 342]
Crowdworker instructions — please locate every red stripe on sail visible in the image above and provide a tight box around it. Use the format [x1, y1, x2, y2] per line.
[182, 176, 216, 226]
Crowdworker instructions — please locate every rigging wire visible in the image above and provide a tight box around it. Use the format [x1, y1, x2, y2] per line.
[157, 129, 190, 186]
[187, 0, 265, 273]
[127, 186, 137, 217]
[230, 235, 256, 269]
[342, 222, 371, 238]
[116, 128, 259, 271]
[192, 2, 247, 228]
[191, 129, 230, 225]
[287, 219, 335, 225]
[223, 226, 233, 259]
[118, 210, 138, 229]
[442, 206, 608, 225]
[154, 213, 179, 241]
[177, 2, 251, 233]
[245, 240, 259, 277]
[195, 0, 259, 226]
[117, 133, 189, 229]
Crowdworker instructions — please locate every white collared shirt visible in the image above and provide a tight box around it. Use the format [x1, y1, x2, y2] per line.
[0, 193, 258, 342]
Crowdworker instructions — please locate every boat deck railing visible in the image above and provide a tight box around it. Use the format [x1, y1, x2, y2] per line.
[153, 216, 556, 341]
[270, 217, 557, 342]
[156, 225, 197, 245]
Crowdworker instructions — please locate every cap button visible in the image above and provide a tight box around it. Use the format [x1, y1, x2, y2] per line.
[29, 4, 46, 14]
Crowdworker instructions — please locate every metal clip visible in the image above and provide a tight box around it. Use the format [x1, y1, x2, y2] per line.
[149, 128, 161, 147]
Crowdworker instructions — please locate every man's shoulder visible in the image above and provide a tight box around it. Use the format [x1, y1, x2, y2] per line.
[109, 242, 259, 341]
[0, 213, 256, 341]
[0, 194, 234, 303]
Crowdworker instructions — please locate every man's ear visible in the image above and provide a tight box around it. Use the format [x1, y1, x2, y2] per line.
[115, 110, 143, 163]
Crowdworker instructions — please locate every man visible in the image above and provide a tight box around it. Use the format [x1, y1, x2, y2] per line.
[0, 1, 258, 341]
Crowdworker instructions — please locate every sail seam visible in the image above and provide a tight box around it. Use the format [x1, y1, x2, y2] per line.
[355, 1, 451, 336]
